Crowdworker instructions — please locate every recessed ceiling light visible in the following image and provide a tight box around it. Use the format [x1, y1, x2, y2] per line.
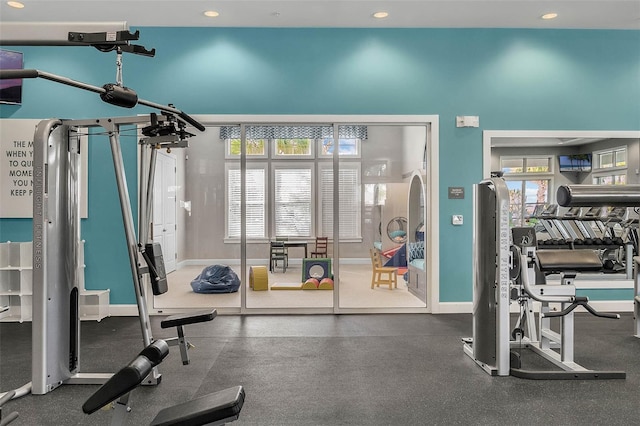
[204, 10, 220, 18]
[372, 11, 389, 19]
[7, 1, 25, 8]
[541, 13, 558, 20]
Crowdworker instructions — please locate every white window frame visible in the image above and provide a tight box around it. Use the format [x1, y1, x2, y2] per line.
[593, 173, 627, 185]
[592, 146, 627, 185]
[271, 162, 315, 238]
[271, 138, 316, 159]
[225, 162, 268, 241]
[503, 177, 553, 227]
[593, 146, 627, 170]
[500, 155, 554, 175]
[317, 138, 362, 158]
[500, 155, 554, 227]
[318, 161, 362, 241]
[225, 137, 269, 159]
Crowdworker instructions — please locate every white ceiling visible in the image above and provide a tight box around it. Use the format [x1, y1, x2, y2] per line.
[1, 0, 639, 29]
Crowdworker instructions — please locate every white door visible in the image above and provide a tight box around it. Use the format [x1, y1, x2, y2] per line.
[152, 151, 177, 273]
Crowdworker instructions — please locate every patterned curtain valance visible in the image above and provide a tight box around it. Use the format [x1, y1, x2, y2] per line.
[220, 125, 367, 140]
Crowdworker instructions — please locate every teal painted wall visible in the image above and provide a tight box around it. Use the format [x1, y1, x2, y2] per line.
[1, 28, 639, 304]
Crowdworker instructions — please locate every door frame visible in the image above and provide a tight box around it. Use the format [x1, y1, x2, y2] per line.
[153, 150, 177, 273]
[145, 115, 440, 315]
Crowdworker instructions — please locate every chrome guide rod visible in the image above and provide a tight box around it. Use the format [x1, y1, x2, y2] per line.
[107, 128, 153, 348]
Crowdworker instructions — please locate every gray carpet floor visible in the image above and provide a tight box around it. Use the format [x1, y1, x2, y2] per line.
[1, 313, 638, 425]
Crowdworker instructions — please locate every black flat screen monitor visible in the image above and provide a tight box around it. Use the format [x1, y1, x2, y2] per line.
[0, 49, 24, 105]
[558, 154, 592, 172]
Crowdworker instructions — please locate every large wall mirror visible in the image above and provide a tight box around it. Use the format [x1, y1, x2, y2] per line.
[483, 130, 640, 303]
[483, 131, 640, 217]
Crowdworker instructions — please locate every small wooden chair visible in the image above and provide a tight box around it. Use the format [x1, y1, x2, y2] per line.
[311, 237, 329, 258]
[369, 249, 397, 290]
[270, 241, 288, 272]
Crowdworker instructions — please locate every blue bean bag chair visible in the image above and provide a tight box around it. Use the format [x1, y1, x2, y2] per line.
[190, 265, 241, 294]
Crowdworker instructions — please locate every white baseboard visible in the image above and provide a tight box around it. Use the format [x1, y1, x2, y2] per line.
[177, 258, 371, 270]
[178, 259, 242, 267]
[108, 304, 139, 316]
[435, 302, 472, 314]
[108, 300, 634, 316]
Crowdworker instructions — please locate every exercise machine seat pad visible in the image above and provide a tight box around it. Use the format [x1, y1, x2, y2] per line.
[82, 356, 153, 414]
[150, 385, 245, 426]
[161, 309, 217, 329]
[139, 339, 169, 366]
[536, 249, 603, 272]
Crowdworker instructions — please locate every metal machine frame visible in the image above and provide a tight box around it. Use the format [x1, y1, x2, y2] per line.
[556, 184, 640, 339]
[0, 26, 207, 399]
[32, 113, 193, 394]
[635, 256, 640, 338]
[463, 179, 638, 379]
[462, 177, 512, 376]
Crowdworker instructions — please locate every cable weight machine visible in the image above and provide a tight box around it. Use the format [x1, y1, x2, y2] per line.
[463, 177, 639, 379]
[0, 27, 246, 425]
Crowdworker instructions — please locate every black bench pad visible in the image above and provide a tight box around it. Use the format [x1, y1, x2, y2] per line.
[161, 309, 217, 329]
[139, 339, 169, 366]
[536, 249, 603, 272]
[83, 356, 153, 414]
[83, 340, 170, 414]
[150, 385, 245, 426]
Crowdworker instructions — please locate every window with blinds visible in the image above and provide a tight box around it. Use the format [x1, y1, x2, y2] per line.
[274, 167, 312, 237]
[227, 167, 266, 238]
[319, 164, 361, 238]
[592, 146, 627, 185]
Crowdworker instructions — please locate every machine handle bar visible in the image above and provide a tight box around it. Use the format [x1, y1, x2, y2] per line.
[542, 297, 620, 320]
[0, 69, 205, 132]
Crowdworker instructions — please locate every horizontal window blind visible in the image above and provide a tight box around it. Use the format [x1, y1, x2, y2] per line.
[220, 125, 367, 140]
[228, 168, 265, 238]
[274, 168, 312, 237]
[320, 165, 361, 238]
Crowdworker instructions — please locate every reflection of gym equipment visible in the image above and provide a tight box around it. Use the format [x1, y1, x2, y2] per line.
[82, 339, 245, 425]
[463, 178, 631, 379]
[557, 184, 640, 340]
[532, 201, 635, 277]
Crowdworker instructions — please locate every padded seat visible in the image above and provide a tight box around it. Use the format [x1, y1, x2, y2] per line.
[161, 309, 217, 329]
[83, 340, 170, 415]
[150, 385, 245, 426]
[160, 309, 217, 365]
[536, 249, 603, 272]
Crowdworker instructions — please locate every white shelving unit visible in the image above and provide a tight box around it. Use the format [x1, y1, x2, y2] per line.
[0, 241, 110, 322]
